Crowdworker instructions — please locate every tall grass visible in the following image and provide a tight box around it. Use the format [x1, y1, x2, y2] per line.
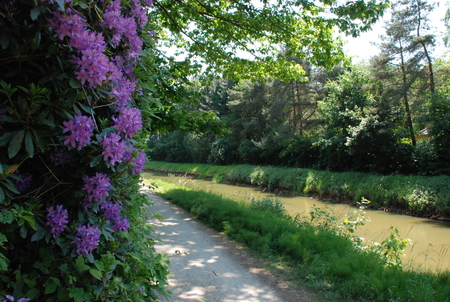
[147, 179, 450, 302]
[145, 161, 450, 218]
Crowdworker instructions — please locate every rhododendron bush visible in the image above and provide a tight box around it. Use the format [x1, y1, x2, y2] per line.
[0, 0, 169, 300]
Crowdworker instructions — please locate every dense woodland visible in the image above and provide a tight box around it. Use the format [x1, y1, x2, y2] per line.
[148, 0, 450, 176]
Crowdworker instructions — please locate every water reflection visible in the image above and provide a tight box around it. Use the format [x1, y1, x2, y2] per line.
[142, 172, 450, 272]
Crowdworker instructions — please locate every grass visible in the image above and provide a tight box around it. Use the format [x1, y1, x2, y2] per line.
[144, 161, 450, 218]
[147, 178, 450, 302]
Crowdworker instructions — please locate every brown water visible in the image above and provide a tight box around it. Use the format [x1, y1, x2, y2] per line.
[142, 172, 450, 272]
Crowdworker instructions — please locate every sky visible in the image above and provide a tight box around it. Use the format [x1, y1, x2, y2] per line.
[343, 1, 449, 63]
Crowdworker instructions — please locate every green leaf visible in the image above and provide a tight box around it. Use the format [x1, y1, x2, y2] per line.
[20, 224, 27, 238]
[89, 268, 103, 280]
[0, 33, 9, 50]
[31, 129, 46, 152]
[0, 132, 17, 147]
[0, 188, 4, 204]
[56, 0, 65, 11]
[0, 210, 14, 223]
[0, 253, 9, 271]
[8, 130, 25, 159]
[90, 154, 103, 168]
[25, 131, 34, 158]
[23, 215, 36, 230]
[31, 226, 46, 242]
[45, 281, 58, 294]
[30, 6, 41, 21]
[75, 255, 90, 272]
[69, 78, 81, 89]
[86, 253, 94, 263]
[26, 288, 40, 300]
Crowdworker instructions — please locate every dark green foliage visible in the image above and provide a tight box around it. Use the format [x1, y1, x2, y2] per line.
[0, 1, 170, 300]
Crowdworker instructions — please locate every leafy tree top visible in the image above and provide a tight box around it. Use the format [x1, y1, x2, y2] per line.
[151, 0, 390, 81]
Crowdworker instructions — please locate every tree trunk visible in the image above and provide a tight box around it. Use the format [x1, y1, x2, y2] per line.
[416, 0, 435, 94]
[399, 40, 416, 146]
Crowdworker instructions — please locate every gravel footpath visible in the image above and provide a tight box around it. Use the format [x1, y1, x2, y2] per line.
[142, 187, 315, 302]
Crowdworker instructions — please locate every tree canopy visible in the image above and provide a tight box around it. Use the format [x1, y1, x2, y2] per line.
[151, 0, 390, 81]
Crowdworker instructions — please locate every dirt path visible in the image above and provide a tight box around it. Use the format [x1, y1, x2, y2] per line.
[142, 188, 316, 302]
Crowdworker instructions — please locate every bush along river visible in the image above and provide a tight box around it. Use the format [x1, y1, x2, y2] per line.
[143, 172, 450, 273]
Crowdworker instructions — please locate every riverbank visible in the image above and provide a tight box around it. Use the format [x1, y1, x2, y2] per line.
[144, 178, 450, 301]
[144, 161, 450, 219]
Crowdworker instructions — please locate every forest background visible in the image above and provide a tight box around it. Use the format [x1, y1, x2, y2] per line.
[149, 0, 450, 176]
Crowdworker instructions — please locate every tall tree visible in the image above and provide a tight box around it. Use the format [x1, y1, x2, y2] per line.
[371, 0, 436, 145]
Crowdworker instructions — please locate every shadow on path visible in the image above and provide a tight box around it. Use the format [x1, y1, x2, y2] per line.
[142, 188, 287, 302]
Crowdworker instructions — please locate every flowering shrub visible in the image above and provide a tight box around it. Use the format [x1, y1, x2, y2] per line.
[0, 0, 169, 301]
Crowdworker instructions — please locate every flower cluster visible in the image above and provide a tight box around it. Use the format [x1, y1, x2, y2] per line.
[45, 0, 151, 260]
[49, 9, 112, 87]
[63, 113, 95, 150]
[1, 295, 30, 302]
[99, 201, 130, 232]
[48, 147, 73, 166]
[82, 173, 111, 205]
[13, 171, 33, 193]
[101, 133, 127, 166]
[71, 223, 101, 255]
[46, 205, 69, 237]
[113, 107, 142, 138]
[131, 150, 146, 175]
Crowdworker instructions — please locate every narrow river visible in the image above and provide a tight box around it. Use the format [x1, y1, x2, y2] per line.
[142, 172, 450, 273]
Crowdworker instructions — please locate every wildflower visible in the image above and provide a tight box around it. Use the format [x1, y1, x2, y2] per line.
[48, 147, 72, 166]
[72, 223, 101, 255]
[46, 205, 69, 236]
[101, 132, 126, 166]
[13, 171, 33, 193]
[82, 173, 111, 204]
[62, 113, 95, 150]
[112, 107, 142, 138]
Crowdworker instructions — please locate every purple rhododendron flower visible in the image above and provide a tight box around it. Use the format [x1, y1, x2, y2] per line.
[63, 113, 95, 150]
[112, 107, 142, 138]
[109, 79, 136, 109]
[46, 205, 69, 236]
[1, 295, 30, 302]
[101, 132, 126, 166]
[112, 215, 129, 232]
[131, 150, 146, 174]
[48, 147, 72, 166]
[71, 223, 100, 255]
[99, 201, 122, 220]
[99, 201, 129, 232]
[13, 171, 33, 193]
[82, 173, 111, 204]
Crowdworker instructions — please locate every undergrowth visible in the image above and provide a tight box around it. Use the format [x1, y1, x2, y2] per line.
[146, 179, 450, 302]
[145, 161, 450, 218]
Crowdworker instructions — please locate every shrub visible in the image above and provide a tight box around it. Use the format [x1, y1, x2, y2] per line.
[0, 1, 169, 300]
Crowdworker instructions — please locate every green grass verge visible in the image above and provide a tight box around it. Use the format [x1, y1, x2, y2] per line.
[149, 179, 450, 302]
[144, 161, 450, 218]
